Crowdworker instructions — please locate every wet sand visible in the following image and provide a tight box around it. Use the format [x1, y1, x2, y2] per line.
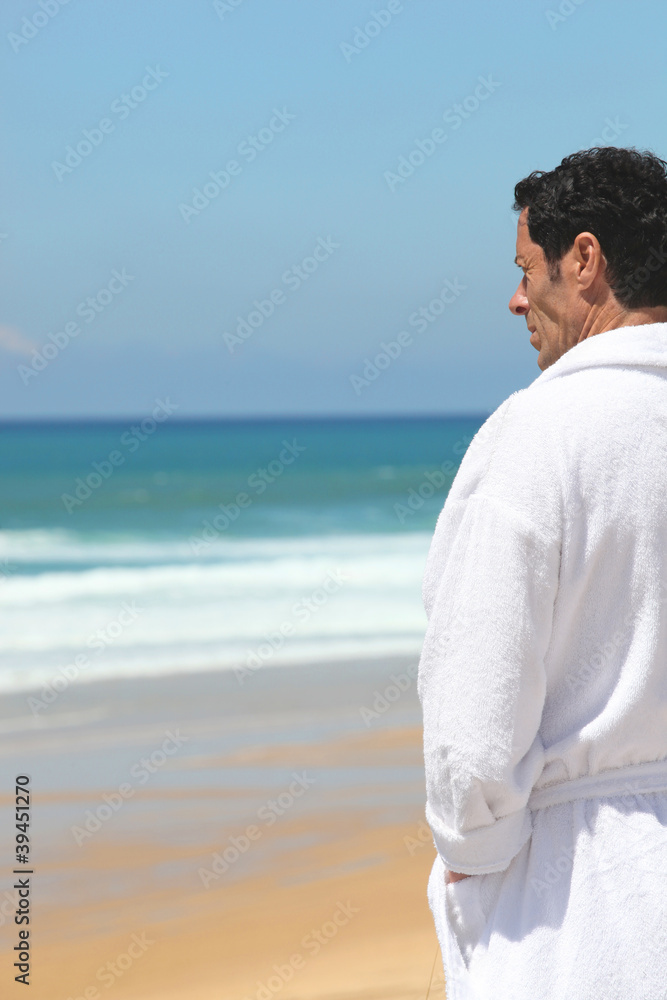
[0, 657, 446, 999]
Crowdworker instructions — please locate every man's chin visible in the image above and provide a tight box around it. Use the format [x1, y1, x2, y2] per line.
[529, 335, 547, 370]
[531, 337, 556, 371]
[537, 348, 559, 371]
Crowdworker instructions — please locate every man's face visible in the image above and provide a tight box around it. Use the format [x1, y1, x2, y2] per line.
[509, 208, 583, 370]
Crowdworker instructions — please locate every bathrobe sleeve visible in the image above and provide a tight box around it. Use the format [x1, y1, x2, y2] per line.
[419, 413, 562, 874]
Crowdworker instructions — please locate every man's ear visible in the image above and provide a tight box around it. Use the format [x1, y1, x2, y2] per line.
[573, 232, 604, 288]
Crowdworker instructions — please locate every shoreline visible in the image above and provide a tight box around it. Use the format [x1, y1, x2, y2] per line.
[0, 652, 422, 736]
[0, 654, 443, 999]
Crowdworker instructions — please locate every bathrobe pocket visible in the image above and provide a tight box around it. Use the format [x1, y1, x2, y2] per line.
[427, 853, 505, 998]
[444, 869, 504, 969]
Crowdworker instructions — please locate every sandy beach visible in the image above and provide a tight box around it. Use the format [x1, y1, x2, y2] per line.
[0, 656, 445, 999]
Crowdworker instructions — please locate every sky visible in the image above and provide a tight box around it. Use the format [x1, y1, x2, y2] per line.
[0, 0, 666, 419]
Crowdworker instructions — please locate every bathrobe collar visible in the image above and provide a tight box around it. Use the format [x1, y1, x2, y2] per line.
[531, 321, 667, 386]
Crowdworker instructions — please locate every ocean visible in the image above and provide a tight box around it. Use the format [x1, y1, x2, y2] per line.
[0, 416, 485, 695]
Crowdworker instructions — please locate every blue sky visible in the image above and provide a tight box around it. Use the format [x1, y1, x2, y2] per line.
[0, 0, 665, 418]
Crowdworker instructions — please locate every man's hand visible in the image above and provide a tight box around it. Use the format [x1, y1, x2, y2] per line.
[447, 869, 472, 883]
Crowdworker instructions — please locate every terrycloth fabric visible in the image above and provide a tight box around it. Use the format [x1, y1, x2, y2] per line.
[418, 323, 667, 999]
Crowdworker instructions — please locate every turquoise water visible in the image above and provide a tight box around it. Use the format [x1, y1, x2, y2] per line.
[0, 416, 485, 691]
[0, 416, 484, 542]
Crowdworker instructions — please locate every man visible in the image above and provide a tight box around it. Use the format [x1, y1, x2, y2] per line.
[418, 146, 667, 999]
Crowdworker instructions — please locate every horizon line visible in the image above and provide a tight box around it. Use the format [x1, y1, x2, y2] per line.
[0, 411, 491, 426]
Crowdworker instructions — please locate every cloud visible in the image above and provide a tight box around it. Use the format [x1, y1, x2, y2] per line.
[0, 325, 35, 358]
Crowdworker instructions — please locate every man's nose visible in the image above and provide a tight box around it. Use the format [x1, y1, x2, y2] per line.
[509, 280, 529, 316]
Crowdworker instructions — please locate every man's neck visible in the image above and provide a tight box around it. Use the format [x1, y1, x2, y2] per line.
[578, 303, 667, 343]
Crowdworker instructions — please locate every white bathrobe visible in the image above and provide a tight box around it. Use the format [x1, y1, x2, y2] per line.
[418, 323, 667, 1000]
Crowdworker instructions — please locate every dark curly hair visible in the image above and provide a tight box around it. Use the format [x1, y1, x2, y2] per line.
[513, 147, 667, 309]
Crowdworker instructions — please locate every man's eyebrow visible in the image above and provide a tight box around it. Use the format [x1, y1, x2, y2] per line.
[514, 256, 527, 267]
